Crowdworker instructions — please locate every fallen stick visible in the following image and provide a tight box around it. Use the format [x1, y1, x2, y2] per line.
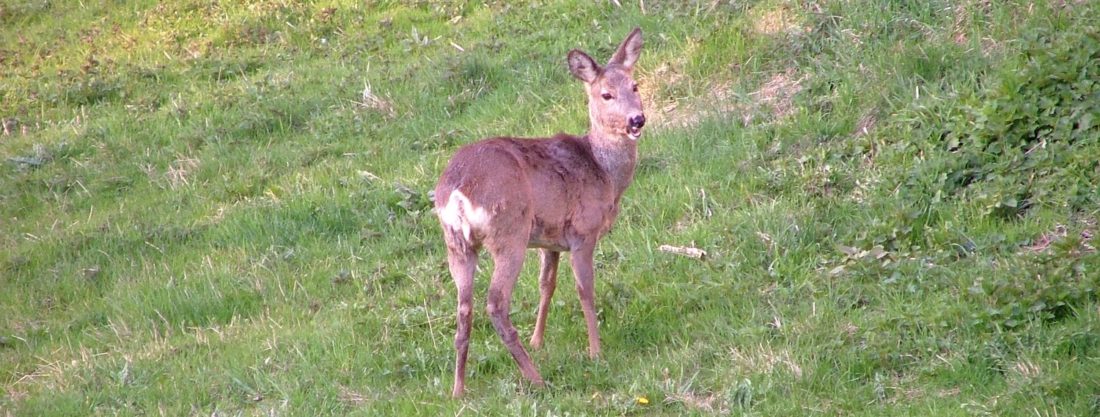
[658, 244, 707, 259]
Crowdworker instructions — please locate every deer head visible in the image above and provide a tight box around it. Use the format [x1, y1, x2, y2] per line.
[568, 28, 646, 142]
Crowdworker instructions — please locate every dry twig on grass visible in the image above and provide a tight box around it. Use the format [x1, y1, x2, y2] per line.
[659, 244, 707, 259]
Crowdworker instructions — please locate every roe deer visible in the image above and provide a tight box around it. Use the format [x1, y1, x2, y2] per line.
[434, 28, 645, 397]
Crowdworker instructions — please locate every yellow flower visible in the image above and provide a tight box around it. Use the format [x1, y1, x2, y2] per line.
[636, 396, 650, 405]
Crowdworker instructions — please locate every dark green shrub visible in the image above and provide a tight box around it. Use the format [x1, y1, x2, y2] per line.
[904, 26, 1100, 217]
[967, 236, 1099, 330]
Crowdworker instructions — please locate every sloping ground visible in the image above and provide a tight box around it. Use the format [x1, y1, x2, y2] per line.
[2, 1, 1099, 415]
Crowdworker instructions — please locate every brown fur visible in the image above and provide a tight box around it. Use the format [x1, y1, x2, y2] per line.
[435, 28, 645, 397]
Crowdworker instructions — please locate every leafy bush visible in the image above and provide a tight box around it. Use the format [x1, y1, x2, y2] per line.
[903, 26, 1100, 217]
[967, 235, 1099, 330]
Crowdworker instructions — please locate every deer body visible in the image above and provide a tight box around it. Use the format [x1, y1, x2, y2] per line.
[435, 29, 645, 397]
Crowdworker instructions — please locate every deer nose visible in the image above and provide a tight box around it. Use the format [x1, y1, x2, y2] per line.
[629, 114, 646, 128]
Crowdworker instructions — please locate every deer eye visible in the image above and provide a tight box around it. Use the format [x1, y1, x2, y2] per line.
[600, 92, 613, 100]
[632, 84, 638, 92]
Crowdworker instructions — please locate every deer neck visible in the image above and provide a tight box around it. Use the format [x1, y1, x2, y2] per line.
[586, 130, 638, 197]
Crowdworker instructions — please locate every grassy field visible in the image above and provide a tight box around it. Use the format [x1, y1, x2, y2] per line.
[2, 0, 1099, 415]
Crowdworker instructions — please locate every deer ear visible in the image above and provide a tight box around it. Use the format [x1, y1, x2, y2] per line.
[609, 27, 643, 69]
[568, 50, 600, 83]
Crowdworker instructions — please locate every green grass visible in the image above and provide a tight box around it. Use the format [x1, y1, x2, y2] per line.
[3, 0, 1099, 415]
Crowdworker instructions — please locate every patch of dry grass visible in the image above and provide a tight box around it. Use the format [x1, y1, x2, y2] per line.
[750, 3, 807, 37]
[728, 343, 804, 379]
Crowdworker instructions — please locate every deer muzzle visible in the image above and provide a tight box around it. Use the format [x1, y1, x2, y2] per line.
[627, 114, 646, 140]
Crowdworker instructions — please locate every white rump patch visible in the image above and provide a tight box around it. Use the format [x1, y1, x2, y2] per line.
[438, 190, 489, 241]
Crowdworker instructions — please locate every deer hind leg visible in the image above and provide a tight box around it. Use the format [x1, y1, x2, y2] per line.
[444, 234, 478, 398]
[530, 249, 560, 350]
[485, 237, 545, 387]
[570, 244, 601, 359]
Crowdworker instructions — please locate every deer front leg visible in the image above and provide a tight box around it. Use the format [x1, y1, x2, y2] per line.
[530, 249, 560, 350]
[570, 245, 601, 359]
